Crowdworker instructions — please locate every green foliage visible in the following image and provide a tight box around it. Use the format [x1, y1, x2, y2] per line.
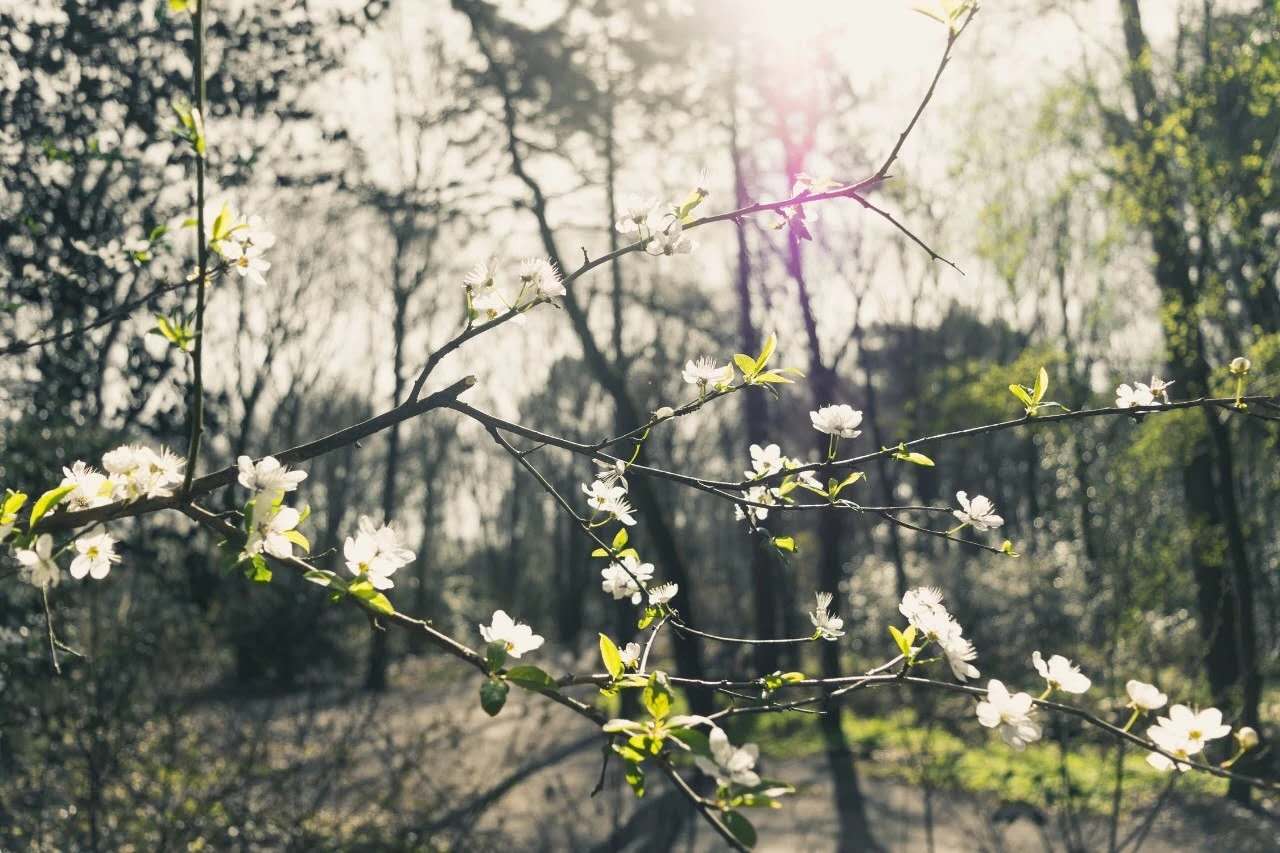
[599, 633, 624, 679]
[479, 677, 509, 716]
[28, 484, 75, 529]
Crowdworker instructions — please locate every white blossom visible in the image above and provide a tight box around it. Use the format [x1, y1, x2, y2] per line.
[1151, 705, 1231, 754]
[975, 679, 1041, 749]
[809, 591, 845, 640]
[70, 532, 119, 580]
[601, 555, 654, 604]
[953, 491, 1003, 530]
[618, 642, 642, 669]
[103, 444, 185, 500]
[1125, 679, 1168, 712]
[592, 458, 629, 491]
[648, 582, 678, 606]
[809, 404, 863, 439]
[518, 257, 564, 298]
[462, 257, 500, 290]
[222, 240, 270, 286]
[237, 455, 307, 498]
[647, 217, 693, 255]
[733, 484, 775, 523]
[898, 587, 980, 681]
[1032, 651, 1091, 694]
[582, 480, 636, 526]
[695, 726, 760, 787]
[1145, 724, 1197, 772]
[1144, 705, 1231, 772]
[748, 443, 785, 478]
[16, 534, 60, 588]
[939, 633, 980, 682]
[343, 515, 415, 590]
[681, 356, 733, 389]
[479, 609, 544, 658]
[1146, 377, 1173, 403]
[1115, 382, 1155, 408]
[60, 461, 112, 510]
[242, 215, 276, 250]
[614, 195, 657, 238]
[244, 502, 301, 561]
[1236, 726, 1259, 750]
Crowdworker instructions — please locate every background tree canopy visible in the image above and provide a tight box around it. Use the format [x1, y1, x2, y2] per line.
[1, 1, 1278, 850]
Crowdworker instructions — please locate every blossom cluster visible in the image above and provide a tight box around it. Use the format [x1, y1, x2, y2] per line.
[1115, 376, 1173, 408]
[615, 195, 695, 256]
[582, 460, 636, 527]
[462, 256, 565, 321]
[899, 587, 981, 682]
[204, 200, 275, 286]
[9, 443, 187, 589]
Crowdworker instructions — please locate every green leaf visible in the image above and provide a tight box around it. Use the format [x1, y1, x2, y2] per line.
[247, 554, 272, 584]
[668, 727, 710, 756]
[893, 450, 935, 467]
[611, 528, 629, 550]
[347, 580, 395, 615]
[1001, 540, 1020, 557]
[623, 762, 646, 798]
[723, 811, 757, 849]
[1033, 366, 1048, 405]
[1009, 384, 1034, 408]
[771, 535, 797, 553]
[1, 490, 28, 524]
[642, 674, 672, 721]
[283, 529, 311, 553]
[754, 332, 777, 372]
[506, 664, 557, 692]
[637, 606, 658, 630]
[29, 484, 76, 528]
[485, 640, 509, 672]
[889, 625, 912, 657]
[303, 568, 345, 590]
[829, 472, 864, 497]
[480, 677, 509, 716]
[599, 633, 624, 679]
[591, 547, 609, 557]
[733, 353, 758, 379]
[752, 371, 794, 384]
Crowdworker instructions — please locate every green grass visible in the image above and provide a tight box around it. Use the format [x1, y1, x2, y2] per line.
[744, 707, 1226, 813]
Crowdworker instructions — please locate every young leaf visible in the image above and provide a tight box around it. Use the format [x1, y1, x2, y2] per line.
[29, 484, 76, 528]
[722, 811, 757, 849]
[893, 450, 935, 467]
[1009, 384, 1034, 409]
[642, 674, 672, 721]
[599, 633, 624, 679]
[283, 529, 311, 553]
[623, 762, 646, 798]
[889, 625, 912, 657]
[479, 677, 509, 716]
[771, 535, 797, 553]
[611, 528, 629, 550]
[485, 640, 509, 672]
[754, 332, 777, 372]
[1032, 366, 1048, 405]
[247, 554, 272, 584]
[733, 353, 758, 379]
[505, 664, 557, 692]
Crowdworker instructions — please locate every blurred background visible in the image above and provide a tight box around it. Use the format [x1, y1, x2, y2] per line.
[1, 0, 1278, 849]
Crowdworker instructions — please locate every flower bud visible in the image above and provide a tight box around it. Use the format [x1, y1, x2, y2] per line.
[1236, 726, 1259, 750]
[654, 406, 675, 420]
[1229, 356, 1252, 376]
